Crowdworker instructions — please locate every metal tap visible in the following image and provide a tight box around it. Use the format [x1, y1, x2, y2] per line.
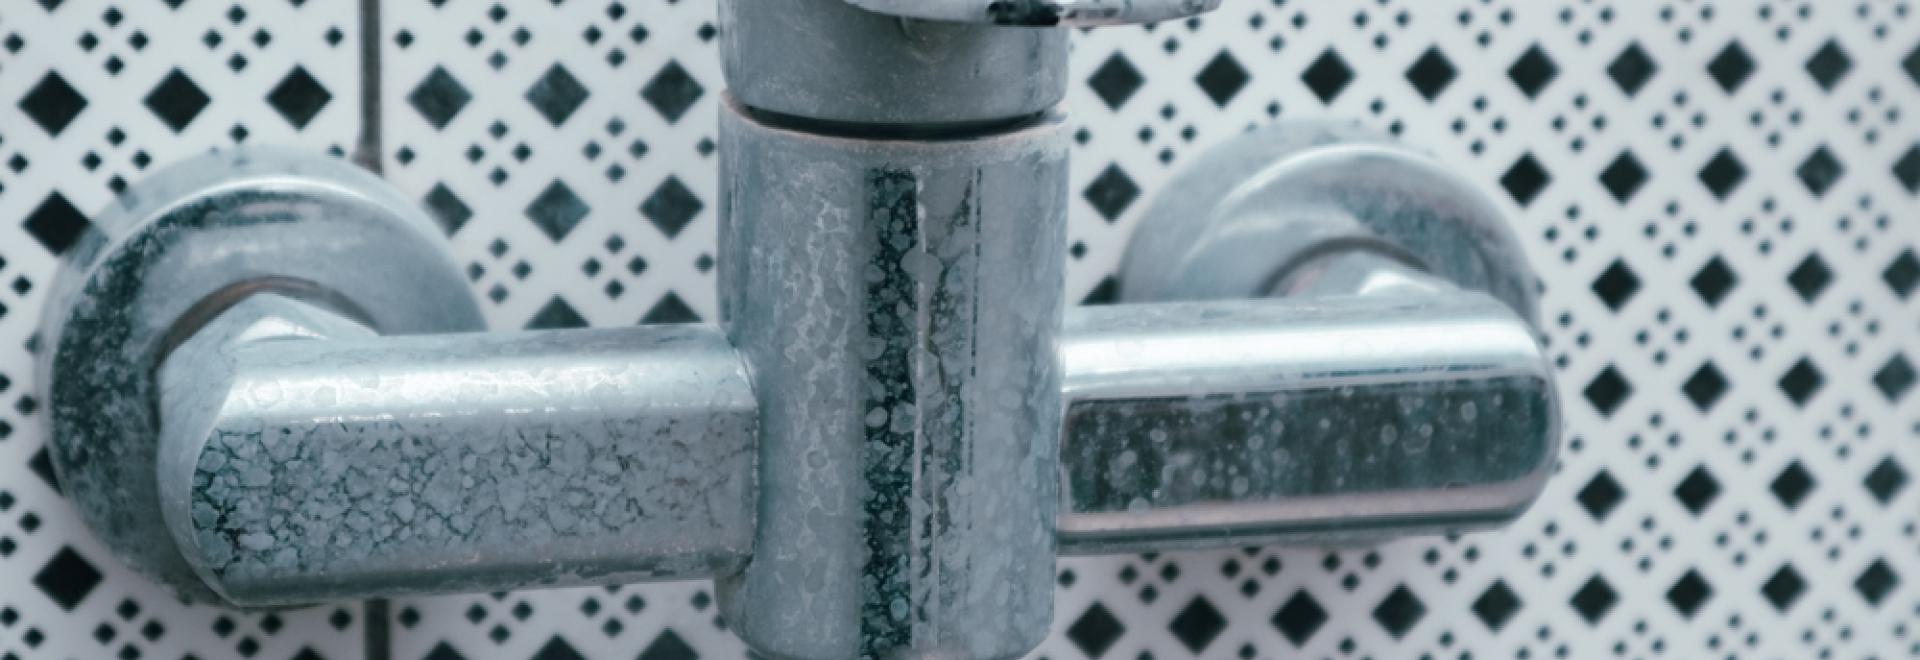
[38, 3, 1556, 660]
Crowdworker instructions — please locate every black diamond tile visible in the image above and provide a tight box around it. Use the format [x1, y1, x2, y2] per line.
[1599, 150, 1647, 203]
[1607, 41, 1656, 97]
[266, 65, 331, 129]
[1779, 357, 1824, 407]
[1169, 596, 1226, 654]
[1584, 365, 1633, 418]
[1707, 40, 1755, 94]
[143, 68, 209, 133]
[1501, 152, 1550, 207]
[409, 66, 471, 130]
[1271, 590, 1326, 647]
[1762, 565, 1806, 612]
[641, 60, 702, 124]
[1691, 256, 1738, 307]
[1854, 559, 1899, 607]
[1787, 253, 1833, 302]
[1864, 456, 1908, 505]
[1698, 148, 1747, 200]
[423, 183, 472, 236]
[1471, 581, 1521, 631]
[1895, 144, 1920, 194]
[1300, 48, 1353, 104]
[1195, 50, 1249, 107]
[1804, 39, 1852, 92]
[1591, 258, 1640, 311]
[642, 292, 700, 324]
[19, 72, 87, 136]
[1795, 145, 1844, 198]
[1771, 461, 1816, 509]
[1081, 276, 1119, 306]
[33, 546, 102, 611]
[1569, 575, 1617, 624]
[30, 448, 60, 493]
[1066, 602, 1123, 659]
[526, 64, 589, 127]
[1674, 465, 1721, 515]
[1372, 585, 1425, 639]
[1667, 569, 1713, 618]
[23, 192, 91, 256]
[1404, 46, 1456, 101]
[1883, 249, 1918, 300]
[1906, 42, 1920, 87]
[526, 297, 587, 330]
[640, 176, 702, 239]
[1088, 52, 1143, 110]
[529, 636, 585, 660]
[526, 179, 590, 242]
[637, 629, 696, 660]
[1683, 362, 1728, 412]
[1577, 470, 1625, 521]
[1507, 43, 1559, 99]
[1083, 163, 1140, 222]
[1875, 354, 1915, 403]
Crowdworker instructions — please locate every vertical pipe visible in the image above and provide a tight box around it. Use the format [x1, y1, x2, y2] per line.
[716, 96, 1067, 660]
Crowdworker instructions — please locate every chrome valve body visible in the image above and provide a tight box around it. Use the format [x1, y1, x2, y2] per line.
[40, 3, 1556, 660]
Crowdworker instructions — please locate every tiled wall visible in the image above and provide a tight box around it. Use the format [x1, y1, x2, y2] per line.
[0, 1, 1916, 658]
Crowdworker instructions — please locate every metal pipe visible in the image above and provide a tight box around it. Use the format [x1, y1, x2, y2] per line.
[1056, 290, 1557, 554]
[716, 94, 1068, 660]
[157, 294, 758, 606]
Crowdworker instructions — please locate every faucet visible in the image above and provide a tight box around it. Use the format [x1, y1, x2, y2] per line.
[37, 2, 1557, 659]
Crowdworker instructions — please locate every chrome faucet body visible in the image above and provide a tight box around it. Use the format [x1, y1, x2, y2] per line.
[39, 3, 1556, 660]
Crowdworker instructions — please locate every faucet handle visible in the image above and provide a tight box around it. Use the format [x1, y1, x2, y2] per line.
[841, 0, 1222, 26]
[1060, 120, 1561, 552]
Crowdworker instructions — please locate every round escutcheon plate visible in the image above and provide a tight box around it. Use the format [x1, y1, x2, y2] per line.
[37, 148, 485, 601]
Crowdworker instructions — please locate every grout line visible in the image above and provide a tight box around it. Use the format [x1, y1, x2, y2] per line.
[352, 0, 384, 175]
[355, 2, 393, 659]
[365, 599, 392, 660]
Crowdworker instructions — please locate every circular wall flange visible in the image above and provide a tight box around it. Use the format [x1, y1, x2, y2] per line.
[37, 148, 485, 602]
[1118, 121, 1539, 325]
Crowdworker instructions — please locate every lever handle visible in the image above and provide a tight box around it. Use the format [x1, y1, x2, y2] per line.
[1066, 120, 1561, 553]
[159, 295, 757, 606]
[1058, 289, 1556, 554]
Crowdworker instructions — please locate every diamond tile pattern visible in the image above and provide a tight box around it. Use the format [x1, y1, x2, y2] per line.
[0, 1, 367, 658]
[0, 3, 1911, 660]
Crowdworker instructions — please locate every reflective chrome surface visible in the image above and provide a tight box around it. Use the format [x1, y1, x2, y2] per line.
[717, 95, 1067, 660]
[1057, 293, 1558, 553]
[38, 148, 485, 601]
[159, 295, 758, 606]
[841, 0, 1222, 26]
[1119, 121, 1539, 325]
[721, 0, 1067, 127]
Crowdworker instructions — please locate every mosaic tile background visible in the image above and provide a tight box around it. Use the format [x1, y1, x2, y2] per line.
[1, 1, 1916, 659]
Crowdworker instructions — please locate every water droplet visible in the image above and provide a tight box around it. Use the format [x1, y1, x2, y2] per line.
[1460, 401, 1478, 422]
